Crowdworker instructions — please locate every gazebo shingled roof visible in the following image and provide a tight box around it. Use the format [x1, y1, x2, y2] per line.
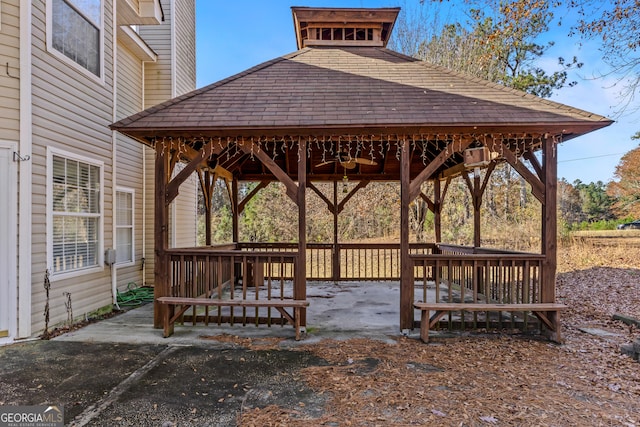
[111, 40, 612, 183]
[112, 46, 611, 140]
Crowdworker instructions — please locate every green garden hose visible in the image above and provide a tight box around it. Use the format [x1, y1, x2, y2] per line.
[116, 282, 154, 307]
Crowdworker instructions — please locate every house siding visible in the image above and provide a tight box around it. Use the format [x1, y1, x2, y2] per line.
[174, 0, 195, 96]
[140, 0, 197, 276]
[29, 0, 115, 331]
[2, 0, 196, 337]
[0, 0, 21, 141]
[143, 145, 155, 284]
[115, 44, 145, 289]
[170, 164, 198, 248]
[140, 0, 173, 107]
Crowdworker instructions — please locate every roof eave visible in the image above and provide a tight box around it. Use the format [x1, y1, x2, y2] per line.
[112, 119, 614, 145]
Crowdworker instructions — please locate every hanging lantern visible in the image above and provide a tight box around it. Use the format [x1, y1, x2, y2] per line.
[342, 173, 348, 193]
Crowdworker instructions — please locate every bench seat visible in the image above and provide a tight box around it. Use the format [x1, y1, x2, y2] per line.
[413, 302, 567, 343]
[157, 297, 309, 340]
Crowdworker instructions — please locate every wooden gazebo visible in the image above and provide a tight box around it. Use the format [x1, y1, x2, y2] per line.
[111, 7, 612, 341]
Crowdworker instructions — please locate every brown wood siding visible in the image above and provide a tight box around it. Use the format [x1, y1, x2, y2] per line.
[29, 0, 115, 332]
[0, 0, 21, 141]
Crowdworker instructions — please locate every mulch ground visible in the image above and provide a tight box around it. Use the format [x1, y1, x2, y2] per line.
[230, 244, 640, 426]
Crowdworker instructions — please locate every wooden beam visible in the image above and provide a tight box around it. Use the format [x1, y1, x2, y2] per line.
[409, 138, 474, 202]
[307, 182, 335, 214]
[238, 142, 299, 204]
[473, 171, 481, 247]
[197, 168, 217, 246]
[541, 136, 557, 303]
[296, 140, 307, 327]
[541, 136, 558, 340]
[487, 140, 544, 203]
[231, 179, 239, 243]
[434, 179, 442, 243]
[337, 180, 369, 214]
[213, 165, 233, 182]
[400, 144, 413, 331]
[238, 180, 269, 214]
[523, 151, 543, 182]
[438, 163, 467, 180]
[332, 181, 340, 283]
[166, 140, 216, 204]
[479, 161, 497, 197]
[154, 142, 170, 329]
[418, 192, 436, 213]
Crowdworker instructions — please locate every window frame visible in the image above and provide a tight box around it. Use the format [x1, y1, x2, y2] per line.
[115, 187, 135, 267]
[46, 0, 105, 83]
[47, 147, 104, 280]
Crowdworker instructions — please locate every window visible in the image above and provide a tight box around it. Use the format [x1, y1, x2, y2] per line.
[50, 0, 102, 77]
[116, 189, 134, 265]
[49, 151, 103, 275]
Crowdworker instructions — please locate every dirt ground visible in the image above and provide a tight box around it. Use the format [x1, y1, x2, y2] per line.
[0, 243, 638, 426]
[239, 243, 640, 426]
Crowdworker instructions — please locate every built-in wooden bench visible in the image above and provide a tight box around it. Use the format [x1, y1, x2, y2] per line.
[157, 297, 310, 340]
[413, 302, 567, 343]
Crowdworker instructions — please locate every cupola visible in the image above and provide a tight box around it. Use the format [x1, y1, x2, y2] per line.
[291, 7, 400, 49]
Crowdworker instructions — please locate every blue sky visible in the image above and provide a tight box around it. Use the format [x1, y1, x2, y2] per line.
[195, 1, 639, 184]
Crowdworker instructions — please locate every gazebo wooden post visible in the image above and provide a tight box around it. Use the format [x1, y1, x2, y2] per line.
[231, 178, 239, 244]
[541, 136, 559, 339]
[473, 170, 482, 248]
[400, 142, 413, 332]
[541, 136, 557, 301]
[434, 179, 442, 244]
[297, 140, 307, 326]
[203, 170, 214, 246]
[154, 142, 170, 329]
[332, 181, 340, 283]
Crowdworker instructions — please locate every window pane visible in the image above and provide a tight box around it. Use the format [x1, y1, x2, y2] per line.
[68, 0, 101, 24]
[116, 191, 133, 263]
[116, 191, 133, 226]
[52, 0, 101, 77]
[50, 154, 101, 273]
[53, 156, 66, 184]
[116, 228, 132, 263]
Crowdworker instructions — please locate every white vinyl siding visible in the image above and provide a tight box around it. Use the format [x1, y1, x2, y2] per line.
[143, 146, 155, 283]
[115, 44, 145, 286]
[174, 0, 195, 96]
[48, 0, 104, 80]
[169, 164, 197, 248]
[140, 0, 197, 271]
[140, 0, 172, 106]
[0, 0, 20, 141]
[49, 151, 103, 275]
[32, 0, 114, 333]
[116, 189, 134, 265]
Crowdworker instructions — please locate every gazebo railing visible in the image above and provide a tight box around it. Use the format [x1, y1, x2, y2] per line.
[164, 247, 301, 329]
[166, 248, 298, 298]
[411, 251, 546, 330]
[238, 242, 437, 281]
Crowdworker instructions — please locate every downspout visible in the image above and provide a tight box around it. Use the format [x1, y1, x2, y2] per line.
[18, 0, 33, 338]
[142, 144, 146, 285]
[141, 60, 146, 285]
[111, 0, 120, 309]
